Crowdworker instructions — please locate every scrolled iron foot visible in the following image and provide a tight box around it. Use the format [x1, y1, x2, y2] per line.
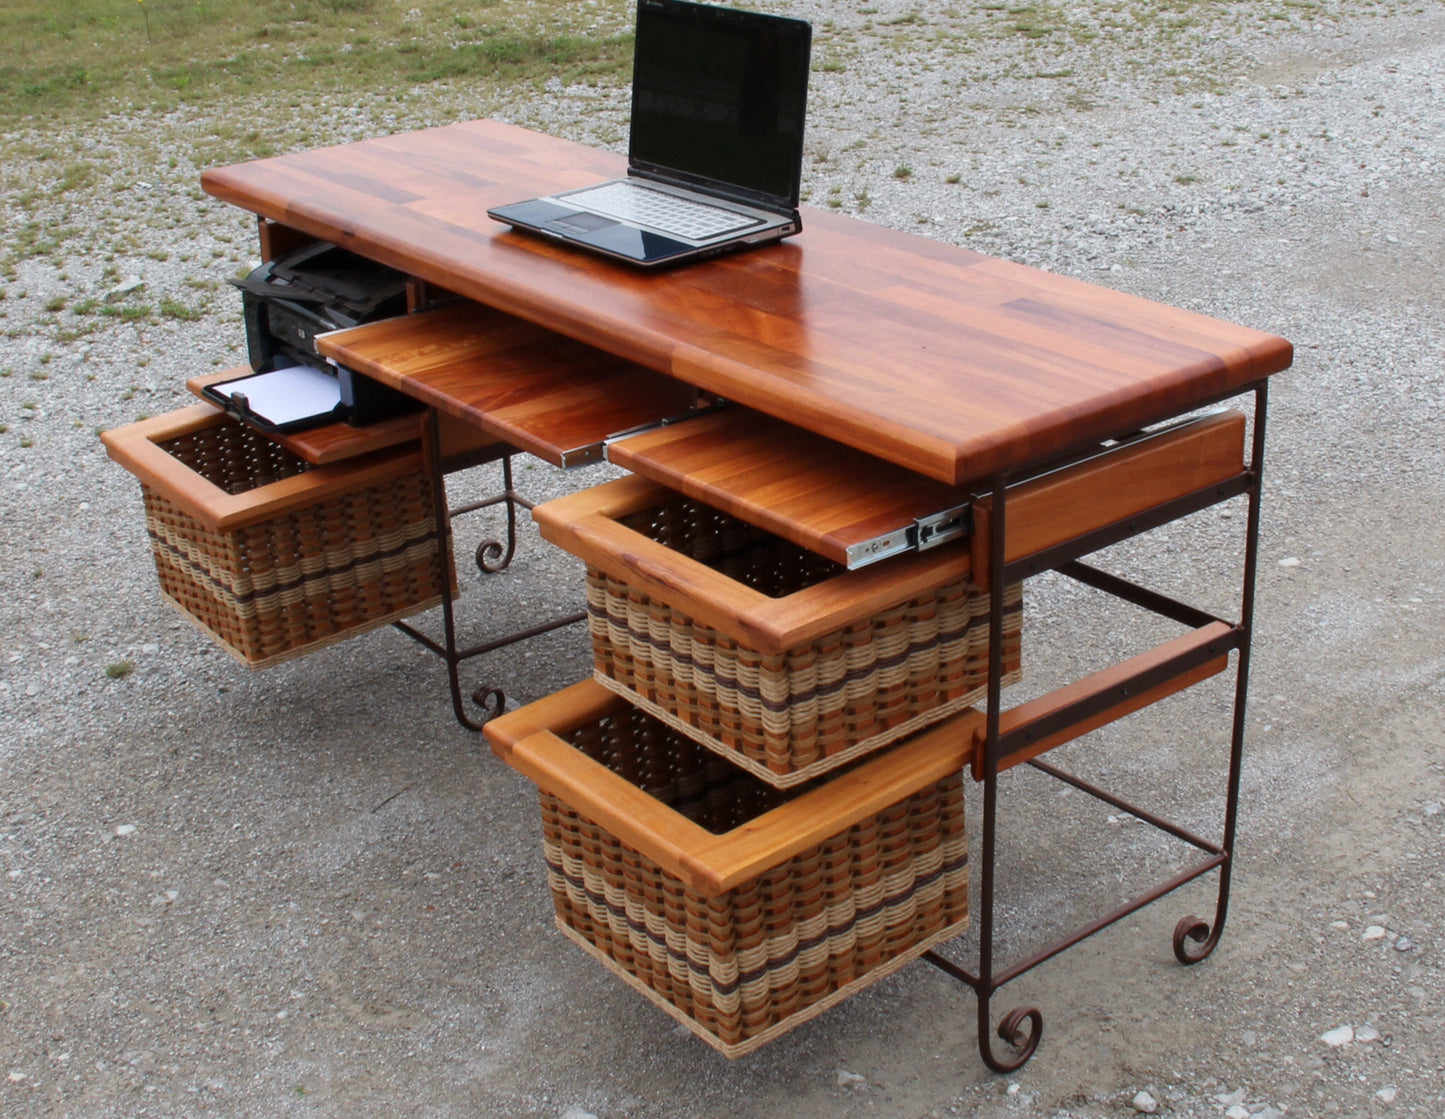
[983, 1006, 1043, 1073]
[1172, 914, 1217, 965]
[470, 685, 506, 724]
[475, 537, 516, 575]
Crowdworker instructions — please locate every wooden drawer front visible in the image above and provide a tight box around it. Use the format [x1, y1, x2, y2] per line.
[971, 409, 1248, 587]
[316, 302, 697, 468]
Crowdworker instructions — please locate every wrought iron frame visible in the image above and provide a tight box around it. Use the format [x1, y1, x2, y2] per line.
[924, 381, 1268, 1071]
[391, 408, 585, 731]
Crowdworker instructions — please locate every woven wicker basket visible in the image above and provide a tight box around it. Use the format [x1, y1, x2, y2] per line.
[103, 405, 446, 668]
[486, 680, 977, 1058]
[534, 476, 1021, 788]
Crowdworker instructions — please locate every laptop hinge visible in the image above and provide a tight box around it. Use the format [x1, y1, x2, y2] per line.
[627, 166, 798, 218]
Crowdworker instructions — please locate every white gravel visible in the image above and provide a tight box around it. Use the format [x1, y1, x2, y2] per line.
[2, 2, 1443, 1117]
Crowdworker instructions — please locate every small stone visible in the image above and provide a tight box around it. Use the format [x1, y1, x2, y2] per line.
[7, 1072, 25, 1082]
[1252, 1108, 1287, 1119]
[1320, 1025, 1354, 1047]
[836, 1069, 866, 1088]
[1362, 925, 1387, 941]
[1278, 556, 1301, 567]
[1424, 803, 1441, 817]
[1395, 936, 1414, 951]
[1376, 1086, 1398, 1103]
[114, 824, 137, 837]
[560, 1109, 597, 1119]
[1226, 1107, 1250, 1119]
[1006, 1083, 1021, 1096]
[141, 643, 159, 655]
[1131, 1089, 1158, 1113]
[1355, 1025, 1381, 1043]
[107, 277, 145, 301]
[1329, 920, 1349, 930]
[1216, 1088, 1248, 1107]
[25, 682, 39, 697]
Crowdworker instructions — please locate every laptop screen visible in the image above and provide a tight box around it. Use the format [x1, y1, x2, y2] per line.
[629, 0, 812, 209]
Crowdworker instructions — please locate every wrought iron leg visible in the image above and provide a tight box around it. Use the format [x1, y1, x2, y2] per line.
[391, 409, 586, 731]
[924, 384, 1268, 1068]
[977, 468, 1046, 1071]
[452, 451, 522, 575]
[924, 471, 1044, 1072]
[1173, 380, 1267, 964]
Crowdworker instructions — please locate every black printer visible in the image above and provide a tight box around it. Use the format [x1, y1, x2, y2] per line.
[204, 242, 422, 431]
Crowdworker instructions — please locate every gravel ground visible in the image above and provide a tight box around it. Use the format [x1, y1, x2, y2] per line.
[2, 2, 1443, 1117]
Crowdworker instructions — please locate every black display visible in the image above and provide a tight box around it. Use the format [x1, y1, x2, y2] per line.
[630, 0, 811, 208]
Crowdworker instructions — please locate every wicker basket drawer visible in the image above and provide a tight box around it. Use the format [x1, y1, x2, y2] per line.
[101, 404, 446, 668]
[486, 679, 978, 1058]
[533, 475, 1020, 788]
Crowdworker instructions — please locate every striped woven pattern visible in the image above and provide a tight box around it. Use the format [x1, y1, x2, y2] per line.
[539, 705, 969, 1058]
[142, 419, 445, 669]
[587, 497, 1021, 787]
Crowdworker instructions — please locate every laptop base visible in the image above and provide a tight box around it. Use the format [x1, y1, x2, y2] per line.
[489, 199, 793, 268]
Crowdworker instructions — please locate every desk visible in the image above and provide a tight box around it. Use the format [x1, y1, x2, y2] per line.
[200, 119, 1291, 1070]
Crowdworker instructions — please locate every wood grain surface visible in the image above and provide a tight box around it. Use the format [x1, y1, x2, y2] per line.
[203, 119, 1292, 485]
[970, 409, 1249, 586]
[315, 302, 696, 467]
[184, 367, 506, 466]
[607, 406, 971, 567]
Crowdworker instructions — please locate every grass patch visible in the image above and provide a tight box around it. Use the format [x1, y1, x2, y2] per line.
[159, 297, 203, 321]
[100, 303, 153, 322]
[0, 0, 634, 129]
[105, 660, 135, 679]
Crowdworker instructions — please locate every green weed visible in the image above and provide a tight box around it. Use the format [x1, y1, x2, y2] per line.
[160, 297, 203, 322]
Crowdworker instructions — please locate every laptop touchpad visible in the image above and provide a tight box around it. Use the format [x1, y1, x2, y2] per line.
[549, 211, 617, 234]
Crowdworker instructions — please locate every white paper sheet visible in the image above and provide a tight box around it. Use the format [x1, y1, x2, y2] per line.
[217, 363, 340, 427]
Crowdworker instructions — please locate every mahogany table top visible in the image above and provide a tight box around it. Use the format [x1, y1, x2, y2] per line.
[202, 119, 1291, 486]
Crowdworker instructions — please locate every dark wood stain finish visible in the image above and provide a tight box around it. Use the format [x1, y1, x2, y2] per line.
[204, 119, 1292, 485]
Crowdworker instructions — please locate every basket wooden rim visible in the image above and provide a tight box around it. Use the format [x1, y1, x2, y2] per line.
[102, 403, 425, 533]
[485, 678, 982, 896]
[532, 474, 973, 655]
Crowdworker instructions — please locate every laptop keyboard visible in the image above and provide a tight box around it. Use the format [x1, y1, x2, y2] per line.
[565, 181, 762, 240]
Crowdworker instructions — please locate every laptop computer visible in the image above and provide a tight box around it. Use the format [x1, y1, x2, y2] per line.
[488, 0, 812, 268]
